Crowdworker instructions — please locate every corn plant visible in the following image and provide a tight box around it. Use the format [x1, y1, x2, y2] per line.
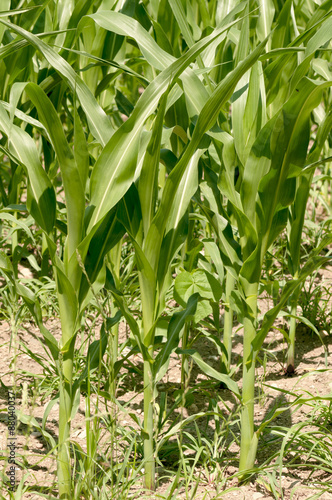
[196, 7, 332, 476]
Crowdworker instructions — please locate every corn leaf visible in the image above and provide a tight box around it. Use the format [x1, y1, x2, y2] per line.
[88, 14, 247, 230]
[0, 103, 55, 233]
[0, 19, 113, 146]
[145, 37, 269, 272]
[190, 351, 241, 398]
[154, 293, 199, 382]
[18, 83, 85, 262]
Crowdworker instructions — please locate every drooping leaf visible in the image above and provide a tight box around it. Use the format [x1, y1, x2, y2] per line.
[0, 103, 56, 234]
[0, 18, 113, 146]
[154, 293, 199, 381]
[190, 351, 241, 398]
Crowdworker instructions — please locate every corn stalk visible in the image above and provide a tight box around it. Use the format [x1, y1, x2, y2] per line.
[231, 77, 332, 476]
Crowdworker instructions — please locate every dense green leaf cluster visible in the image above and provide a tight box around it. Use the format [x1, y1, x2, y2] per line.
[0, 0, 331, 497]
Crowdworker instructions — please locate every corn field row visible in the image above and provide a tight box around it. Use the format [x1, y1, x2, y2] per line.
[0, 0, 332, 498]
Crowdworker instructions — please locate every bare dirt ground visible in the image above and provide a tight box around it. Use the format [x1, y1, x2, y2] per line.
[0, 273, 332, 500]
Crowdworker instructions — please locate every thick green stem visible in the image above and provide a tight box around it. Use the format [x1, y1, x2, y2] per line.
[40, 233, 50, 277]
[108, 243, 122, 399]
[12, 212, 18, 278]
[239, 287, 258, 475]
[181, 323, 189, 388]
[58, 343, 74, 499]
[143, 358, 155, 490]
[110, 322, 119, 398]
[9, 292, 18, 388]
[287, 285, 299, 374]
[139, 269, 156, 491]
[57, 279, 76, 500]
[223, 272, 235, 372]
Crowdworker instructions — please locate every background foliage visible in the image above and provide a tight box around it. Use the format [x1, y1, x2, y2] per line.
[0, 0, 332, 498]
